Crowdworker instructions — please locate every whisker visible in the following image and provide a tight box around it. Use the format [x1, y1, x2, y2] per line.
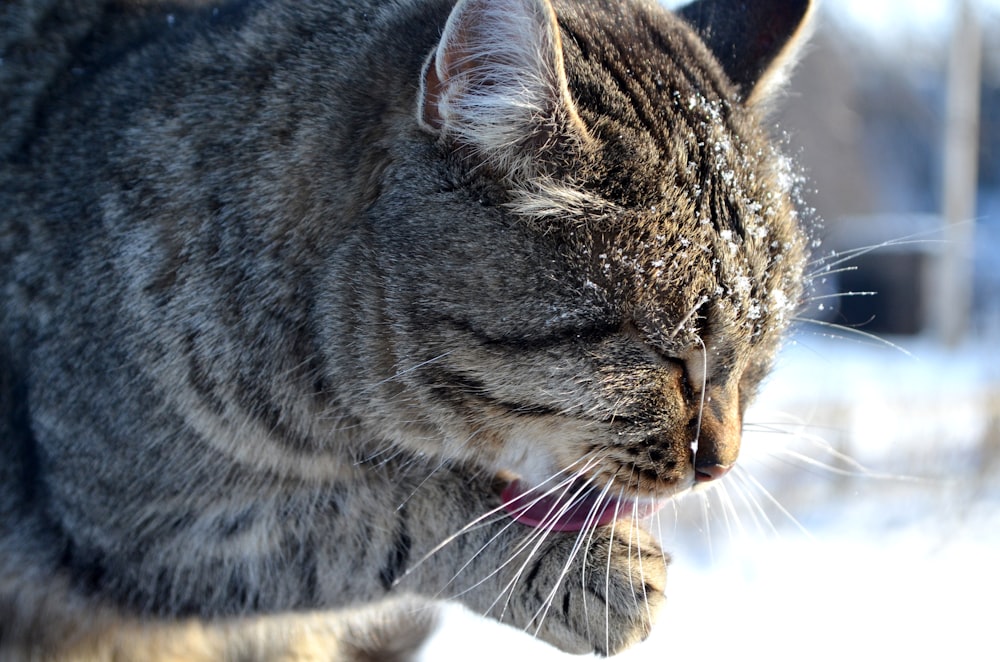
[355, 442, 409, 467]
[623, 483, 640, 621]
[805, 231, 947, 273]
[803, 264, 860, 280]
[631, 487, 655, 625]
[669, 295, 710, 340]
[494, 467, 611, 624]
[699, 490, 714, 562]
[528, 477, 618, 636]
[452, 459, 605, 615]
[727, 468, 780, 539]
[791, 316, 915, 357]
[734, 466, 815, 541]
[715, 478, 753, 545]
[394, 498, 526, 589]
[579, 484, 611, 647]
[401, 453, 605, 588]
[395, 455, 454, 510]
[739, 478, 773, 542]
[650, 500, 672, 585]
[800, 290, 877, 304]
[692, 335, 708, 456]
[449, 504, 568, 616]
[602, 482, 632, 656]
[763, 442, 927, 484]
[370, 351, 455, 389]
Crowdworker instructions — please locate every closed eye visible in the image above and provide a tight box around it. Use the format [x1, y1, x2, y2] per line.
[445, 315, 620, 352]
[420, 366, 568, 418]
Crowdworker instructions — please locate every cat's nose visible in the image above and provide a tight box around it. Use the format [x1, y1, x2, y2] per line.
[694, 462, 731, 483]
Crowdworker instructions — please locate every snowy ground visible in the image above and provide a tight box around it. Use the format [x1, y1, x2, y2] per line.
[419, 332, 1000, 661]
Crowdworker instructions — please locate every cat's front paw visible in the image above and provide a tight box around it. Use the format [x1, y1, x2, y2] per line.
[501, 522, 667, 657]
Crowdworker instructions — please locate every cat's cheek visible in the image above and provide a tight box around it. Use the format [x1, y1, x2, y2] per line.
[489, 435, 562, 487]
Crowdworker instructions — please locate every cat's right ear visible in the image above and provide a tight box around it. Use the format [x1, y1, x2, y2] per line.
[417, 0, 589, 178]
[677, 0, 813, 108]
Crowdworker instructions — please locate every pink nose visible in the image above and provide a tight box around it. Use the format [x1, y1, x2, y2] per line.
[695, 462, 732, 483]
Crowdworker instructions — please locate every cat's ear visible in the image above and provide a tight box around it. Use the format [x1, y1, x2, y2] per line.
[677, 0, 814, 108]
[417, 0, 588, 177]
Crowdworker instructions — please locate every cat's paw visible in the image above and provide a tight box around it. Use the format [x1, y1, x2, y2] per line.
[501, 522, 667, 657]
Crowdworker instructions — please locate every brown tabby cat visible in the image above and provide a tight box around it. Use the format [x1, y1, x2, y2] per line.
[0, 0, 812, 659]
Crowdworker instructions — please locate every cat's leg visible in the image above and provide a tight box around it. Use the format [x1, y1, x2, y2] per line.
[1, 587, 436, 662]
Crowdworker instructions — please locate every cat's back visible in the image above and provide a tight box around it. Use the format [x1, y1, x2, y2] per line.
[0, 0, 448, 301]
[1, 0, 420, 160]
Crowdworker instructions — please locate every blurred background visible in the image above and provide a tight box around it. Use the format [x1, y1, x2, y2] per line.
[422, 1, 1000, 659]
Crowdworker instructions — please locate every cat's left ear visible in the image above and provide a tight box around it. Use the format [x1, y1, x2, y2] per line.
[417, 0, 589, 177]
[677, 0, 814, 107]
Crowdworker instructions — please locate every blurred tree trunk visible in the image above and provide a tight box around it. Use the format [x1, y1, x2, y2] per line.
[933, 0, 982, 346]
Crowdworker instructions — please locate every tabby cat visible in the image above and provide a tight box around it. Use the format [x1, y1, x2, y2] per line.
[0, 0, 812, 658]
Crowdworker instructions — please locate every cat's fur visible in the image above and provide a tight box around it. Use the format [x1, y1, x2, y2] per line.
[0, 0, 812, 659]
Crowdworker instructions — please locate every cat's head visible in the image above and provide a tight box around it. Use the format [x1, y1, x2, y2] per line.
[363, 0, 812, 525]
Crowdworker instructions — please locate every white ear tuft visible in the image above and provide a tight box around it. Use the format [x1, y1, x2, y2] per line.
[745, 5, 815, 110]
[418, 0, 585, 177]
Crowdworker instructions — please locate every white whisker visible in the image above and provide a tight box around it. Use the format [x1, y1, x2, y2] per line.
[528, 477, 617, 636]
[669, 295, 710, 340]
[631, 488, 654, 624]
[456, 458, 606, 617]
[692, 335, 708, 456]
[734, 466, 815, 541]
[400, 453, 604, 589]
[699, 491, 714, 562]
[603, 486, 629, 656]
[650, 505, 672, 584]
[791, 316, 915, 357]
[801, 290, 877, 304]
[727, 468, 781, 539]
[371, 351, 455, 389]
[802, 264, 860, 280]
[578, 487, 610, 647]
[714, 478, 749, 544]
[494, 471, 608, 624]
[805, 231, 946, 274]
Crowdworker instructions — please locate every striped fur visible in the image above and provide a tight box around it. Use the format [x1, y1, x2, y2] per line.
[1, 0, 811, 658]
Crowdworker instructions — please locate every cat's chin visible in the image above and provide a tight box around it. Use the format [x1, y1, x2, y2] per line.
[499, 478, 674, 533]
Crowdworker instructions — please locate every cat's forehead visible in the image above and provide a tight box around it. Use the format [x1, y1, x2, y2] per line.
[573, 203, 801, 350]
[551, 0, 790, 217]
[555, 0, 742, 186]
